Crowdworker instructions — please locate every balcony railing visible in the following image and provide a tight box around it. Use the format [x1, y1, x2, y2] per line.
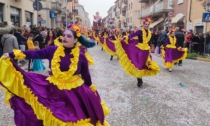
[139, 0, 148, 3]
[139, 0, 174, 18]
[72, 9, 78, 15]
[121, 6, 126, 17]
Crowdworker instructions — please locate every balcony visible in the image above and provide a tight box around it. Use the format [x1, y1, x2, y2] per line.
[121, 6, 126, 17]
[139, 0, 174, 18]
[139, 0, 149, 3]
[123, 0, 128, 4]
[115, 11, 120, 18]
[51, 2, 62, 14]
[72, 8, 78, 15]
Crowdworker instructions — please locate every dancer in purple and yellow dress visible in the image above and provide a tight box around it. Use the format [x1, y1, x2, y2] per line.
[98, 29, 109, 51]
[161, 28, 188, 72]
[88, 30, 96, 41]
[0, 24, 110, 126]
[115, 18, 160, 87]
[103, 29, 121, 60]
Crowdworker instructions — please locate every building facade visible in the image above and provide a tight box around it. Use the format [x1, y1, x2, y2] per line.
[187, 0, 210, 34]
[0, 0, 38, 27]
[126, 0, 141, 29]
[139, 0, 174, 31]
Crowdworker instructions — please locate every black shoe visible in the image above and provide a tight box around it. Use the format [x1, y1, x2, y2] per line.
[110, 56, 113, 60]
[137, 78, 143, 87]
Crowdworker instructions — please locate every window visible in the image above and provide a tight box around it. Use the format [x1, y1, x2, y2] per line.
[178, 0, 183, 5]
[0, 3, 4, 23]
[131, 3, 132, 9]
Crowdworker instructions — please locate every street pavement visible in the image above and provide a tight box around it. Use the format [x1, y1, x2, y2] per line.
[0, 45, 210, 126]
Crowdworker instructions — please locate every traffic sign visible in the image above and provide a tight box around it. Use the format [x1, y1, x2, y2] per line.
[202, 12, 210, 22]
[33, 0, 42, 11]
[168, 11, 173, 17]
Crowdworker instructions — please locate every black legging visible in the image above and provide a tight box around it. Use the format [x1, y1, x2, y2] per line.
[28, 59, 32, 71]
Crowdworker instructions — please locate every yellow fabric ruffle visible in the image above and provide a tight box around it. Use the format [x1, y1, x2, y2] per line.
[124, 36, 129, 44]
[13, 49, 26, 60]
[96, 121, 109, 126]
[114, 41, 160, 78]
[0, 81, 13, 106]
[85, 52, 94, 65]
[135, 43, 150, 50]
[161, 48, 188, 69]
[98, 37, 104, 48]
[89, 84, 97, 92]
[50, 43, 80, 80]
[103, 40, 117, 56]
[133, 36, 138, 40]
[101, 101, 110, 116]
[0, 58, 94, 126]
[46, 75, 84, 90]
[166, 44, 176, 49]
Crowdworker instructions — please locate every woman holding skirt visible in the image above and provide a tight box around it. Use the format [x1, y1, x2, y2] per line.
[0, 24, 110, 126]
[115, 18, 160, 87]
[161, 28, 188, 72]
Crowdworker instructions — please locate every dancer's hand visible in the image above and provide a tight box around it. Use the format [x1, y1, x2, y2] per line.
[1, 53, 9, 60]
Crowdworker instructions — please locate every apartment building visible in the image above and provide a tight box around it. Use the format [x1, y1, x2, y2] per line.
[0, 0, 38, 27]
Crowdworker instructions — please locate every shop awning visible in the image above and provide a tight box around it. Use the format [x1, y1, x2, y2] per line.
[149, 18, 164, 28]
[171, 13, 184, 24]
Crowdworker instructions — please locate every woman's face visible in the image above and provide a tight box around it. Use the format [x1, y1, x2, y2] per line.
[143, 21, 150, 29]
[62, 30, 77, 48]
[49, 31, 53, 37]
[171, 32, 175, 37]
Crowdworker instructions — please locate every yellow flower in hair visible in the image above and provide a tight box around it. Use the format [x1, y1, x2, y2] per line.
[71, 24, 81, 37]
[76, 31, 81, 37]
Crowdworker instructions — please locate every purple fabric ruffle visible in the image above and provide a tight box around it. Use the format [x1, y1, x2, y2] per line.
[5, 60, 105, 126]
[105, 38, 116, 52]
[164, 48, 186, 63]
[121, 40, 150, 70]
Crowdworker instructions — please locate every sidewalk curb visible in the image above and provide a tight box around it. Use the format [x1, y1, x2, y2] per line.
[187, 57, 210, 62]
[196, 57, 210, 62]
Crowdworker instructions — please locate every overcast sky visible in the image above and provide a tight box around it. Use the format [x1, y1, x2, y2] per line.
[79, 0, 115, 23]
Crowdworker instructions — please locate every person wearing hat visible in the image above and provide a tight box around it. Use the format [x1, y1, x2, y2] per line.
[115, 17, 160, 87]
[161, 28, 188, 72]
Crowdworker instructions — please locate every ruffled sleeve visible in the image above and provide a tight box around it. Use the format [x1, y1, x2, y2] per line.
[80, 54, 92, 86]
[9, 46, 57, 60]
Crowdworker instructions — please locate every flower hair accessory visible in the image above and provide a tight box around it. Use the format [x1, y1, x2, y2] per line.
[70, 24, 82, 37]
[142, 17, 153, 23]
[169, 27, 175, 33]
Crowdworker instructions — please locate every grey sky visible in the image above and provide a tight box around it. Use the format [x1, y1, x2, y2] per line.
[79, 0, 115, 23]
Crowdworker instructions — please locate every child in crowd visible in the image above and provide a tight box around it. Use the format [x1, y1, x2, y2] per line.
[31, 41, 46, 71]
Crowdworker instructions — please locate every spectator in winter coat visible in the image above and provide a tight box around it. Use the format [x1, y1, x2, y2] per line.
[185, 30, 193, 49]
[1, 29, 19, 54]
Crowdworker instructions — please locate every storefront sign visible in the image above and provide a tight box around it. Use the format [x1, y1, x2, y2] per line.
[194, 22, 203, 26]
[50, 10, 56, 18]
[10, 7, 19, 15]
[186, 23, 192, 31]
